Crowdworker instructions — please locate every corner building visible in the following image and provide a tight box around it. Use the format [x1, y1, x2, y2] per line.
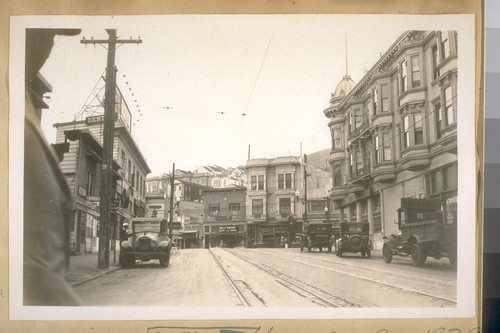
[324, 31, 458, 249]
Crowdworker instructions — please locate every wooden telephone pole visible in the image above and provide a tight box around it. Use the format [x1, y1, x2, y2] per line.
[81, 29, 142, 269]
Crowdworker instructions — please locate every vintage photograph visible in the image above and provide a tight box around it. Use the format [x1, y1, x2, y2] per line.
[10, 14, 476, 321]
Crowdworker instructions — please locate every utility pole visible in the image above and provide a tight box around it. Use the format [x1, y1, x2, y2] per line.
[169, 163, 175, 241]
[81, 29, 142, 269]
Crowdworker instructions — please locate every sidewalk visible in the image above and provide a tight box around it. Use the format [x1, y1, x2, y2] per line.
[66, 250, 121, 286]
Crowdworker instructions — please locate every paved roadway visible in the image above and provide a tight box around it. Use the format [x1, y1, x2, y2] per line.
[74, 247, 456, 307]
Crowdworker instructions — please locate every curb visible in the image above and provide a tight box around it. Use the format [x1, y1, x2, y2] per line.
[71, 265, 121, 287]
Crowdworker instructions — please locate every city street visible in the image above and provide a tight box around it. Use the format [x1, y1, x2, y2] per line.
[74, 247, 456, 307]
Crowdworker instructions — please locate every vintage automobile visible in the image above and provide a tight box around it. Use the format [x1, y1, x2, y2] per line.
[119, 217, 172, 268]
[334, 222, 371, 258]
[382, 198, 457, 267]
[300, 223, 333, 252]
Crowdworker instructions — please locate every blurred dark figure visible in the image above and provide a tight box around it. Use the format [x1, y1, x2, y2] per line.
[119, 222, 131, 242]
[24, 28, 82, 305]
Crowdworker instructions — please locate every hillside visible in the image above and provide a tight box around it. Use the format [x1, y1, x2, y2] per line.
[305, 148, 331, 173]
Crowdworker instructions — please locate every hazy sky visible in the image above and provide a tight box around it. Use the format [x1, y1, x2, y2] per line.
[39, 15, 406, 175]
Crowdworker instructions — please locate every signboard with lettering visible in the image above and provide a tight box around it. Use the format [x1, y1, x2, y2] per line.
[400, 198, 441, 210]
[218, 225, 237, 233]
[85, 113, 118, 125]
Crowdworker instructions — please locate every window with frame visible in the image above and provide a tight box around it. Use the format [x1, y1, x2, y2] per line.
[86, 169, 94, 197]
[381, 84, 389, 112]
[373, 193, 381, 211]
[333, 128, 342, 149]
[251, 175, 257, 190]
[372, 87, 378, 115]
[209, 204, 220, 216]
[279, 198, 291, 217]
[441, 32, 450, 60]
[258, 175, 265, 190]
[432, 44, 440, 80]
[285, 173, 292, 189]
[349, 152, 355, 177]
[383, 133, 392, 161]
[356, 150, 363, 175]
[444, 86, 455, 126]
[333, 163, 343, 187]
[252, 199, 263, 217]
[400, 59, 408, 93]
[410, 55, 421, 88]
[414, 112, 424, 145]
[427, 163, 457, 195]
[278, 174, 284, 189]
[403, 115, 410, 148]
[435, 101, 443, 139]
[374, 135, 380, 164]
[229, 203, 240, 215]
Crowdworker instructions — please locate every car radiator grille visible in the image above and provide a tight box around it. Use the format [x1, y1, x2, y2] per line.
[139, 238, 152, 250]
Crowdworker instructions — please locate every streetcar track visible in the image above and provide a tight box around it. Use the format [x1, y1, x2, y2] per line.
[244, 248, 457, 305]
[208, 249, 252, 307]
[219, 248, 360, 307]
[255, 248, 455, 288]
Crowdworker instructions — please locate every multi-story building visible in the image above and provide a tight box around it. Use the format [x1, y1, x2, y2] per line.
[203, 187, 247, 248]
[324, 30, 458, 249]
[145, 179, 207, 248]
[245, 156, 305, 246]
[54, 86, 151, 253]
[145, 165, 246, 193]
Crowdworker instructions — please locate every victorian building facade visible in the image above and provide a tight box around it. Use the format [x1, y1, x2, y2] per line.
[245, 156, 305, 246]
[54, 86, 151, 254]
[324, 31, 458, 249]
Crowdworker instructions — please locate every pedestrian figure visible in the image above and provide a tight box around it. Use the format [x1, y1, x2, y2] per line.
[120, 222, 131, 242]
[23, 28, 82, 305]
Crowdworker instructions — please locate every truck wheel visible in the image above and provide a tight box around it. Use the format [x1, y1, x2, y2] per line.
[382, 243, 393, 263]
[411, 243, 427, 266]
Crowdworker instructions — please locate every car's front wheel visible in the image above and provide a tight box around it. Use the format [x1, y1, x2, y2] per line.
[122, 254, 135, 268]
[159, 250, 171, 267]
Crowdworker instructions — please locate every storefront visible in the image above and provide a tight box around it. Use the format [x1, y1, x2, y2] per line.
[204, 224, 246, 248]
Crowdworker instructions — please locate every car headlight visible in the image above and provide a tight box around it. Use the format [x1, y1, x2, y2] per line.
[151, 241, 158, 247]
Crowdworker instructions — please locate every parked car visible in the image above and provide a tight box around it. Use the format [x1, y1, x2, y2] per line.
[334, 222, 371, 258]
[120, 217, 172, 268]
[382, 198, 457, 267]
[300, 223, 333, 252]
